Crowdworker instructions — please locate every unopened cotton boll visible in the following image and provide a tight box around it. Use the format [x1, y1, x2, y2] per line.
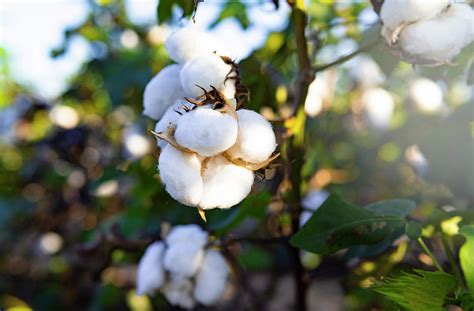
[194, 250, 229, 306]
[396, 4, 474, 66]
[361, 88, 394, 131]
[163, 277, 196, 309]
[408, 78, 444, 114]
[227, 109, 277, 163]
[180, 54, 232, 98]
[154, 100, 194, 149]
[199, 155, 254, 210]
[136, 242, 165, 296]
[165, 27, 227, 64]
[158, 145, 203, 206]
[175, 108, 238, 157]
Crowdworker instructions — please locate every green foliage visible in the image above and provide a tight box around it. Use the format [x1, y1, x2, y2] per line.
[371, 270, 457, 311]
[405, 221, 422, 240]
[210, 1, 250, 29]
[459, 225, 474, 291]
[290, 194, 415, 255]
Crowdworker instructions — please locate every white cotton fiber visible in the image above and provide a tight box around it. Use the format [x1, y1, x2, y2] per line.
[222, 79, 237, 100]
[154, 100, 193, 149]
[199, 155, 254, 210]
[136, 242, 165, 295]
[175, 108, 238, 157]
[194, 250, 229, 306]
[163, 276, 196, 309]
[361, 88, 394, 131]
[158, 145, 203, 206]
[396, 4, 474, 65]
[227, 109, 277, 163]
[408, 78, 444, 114]
[180, 54, 232, 98]
[165, 27, 228, 64]
[143, 64, 186, 120]
[164, 224, 209, 247]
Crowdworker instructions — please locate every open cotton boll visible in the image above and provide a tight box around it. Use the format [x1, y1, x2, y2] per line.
[227, 109, 277, 163]
[180, 54, 232, 98]
[194, 250, 229, 306]
[143, 64, 185, 120]
[158, 145, 203, 206]
[165, 27, 227, 64]
[136, 242, 165, 296]
[408, 78, 444, 114]
[163, 277, 196, 309]
[175, 108, 238, 157]
[380, 0, 450, 44]
[164, 224, 208, 248]
[162, 243, 205, 279]
[361, 88, 394, 131]
[222, 79, 237, 100]
[154, 100, 194, 149]
[199, 156, 254, 210]
[396, 4, 474, 66]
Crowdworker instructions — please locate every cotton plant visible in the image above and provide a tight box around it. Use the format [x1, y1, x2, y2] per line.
[142, 27, 278, 216]
[136, 225, 230, 309]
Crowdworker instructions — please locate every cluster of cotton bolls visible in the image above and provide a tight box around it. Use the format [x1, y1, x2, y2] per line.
[379, 0, 474, 65]
[143, 27, 278, 211]
[136, 225, 230, 309]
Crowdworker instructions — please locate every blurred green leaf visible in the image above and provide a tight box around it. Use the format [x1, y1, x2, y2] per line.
[459, 225, 474, 291]
[238, 245, 273, 270]
[210, 1, 249, 29]
[405, 221, 422, 240]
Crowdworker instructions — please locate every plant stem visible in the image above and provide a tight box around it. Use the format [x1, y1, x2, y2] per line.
[441, 235, 465, 287]
[417, 237, 444, 272]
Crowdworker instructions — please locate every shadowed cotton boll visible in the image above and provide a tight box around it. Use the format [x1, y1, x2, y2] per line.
[143, 64, 186, 120]
[175, 108, 238, 157]
[361, 88, 394, 131]
[158, 145, 203, 206]
[194, 250, 229, 306]
[380, 0, 450, 44]
[349, 55, 385, 89]
[165, 27, 227, 64]
[396, 4, 474, 66]
[163, 277, 196, 309]
[180, 54, 232, 98]
[227, 109, 277, 163]
[199, 156, 254, 210]
[299, 190, 329, 227]
[136, 242, 165, 295]
[408, 78, 444, 114]
[154, 100, 194, 149]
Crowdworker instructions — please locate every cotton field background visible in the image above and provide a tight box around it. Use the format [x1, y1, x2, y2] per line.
[0, 0, 473, 310]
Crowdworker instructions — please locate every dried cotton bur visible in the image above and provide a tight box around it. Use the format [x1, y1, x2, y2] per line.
[143, 27, 278, 219]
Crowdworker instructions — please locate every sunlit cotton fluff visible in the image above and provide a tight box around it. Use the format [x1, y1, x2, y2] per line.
[194, 250, 229, 306]
[408, 78, 444, 114]
[227, 109, 277, 163]
[163, 277, 196, 309]
[165, 27, 228, 64]
[304, 76, 329, 118]
[158, 145, 203, 206]
[180, 53, 232, 98]
[174, 108, 238, 157]
[299, 190, 329, 227]
[396, 4, 474, 66]
[349, 55, 385, 89]
[154, 100, 194, 149]
[49, 105, 79, 129]
[136, 242, 166, 296]
[361, 88, 394, 131]
[199, 155, 254, 210]
[143, 64, 186, 120]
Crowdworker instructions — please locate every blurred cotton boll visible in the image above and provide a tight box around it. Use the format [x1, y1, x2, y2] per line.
[136, 242, 166, 296]
[348, 55, 385, 89]
[147, 25, 170, 45]
[360, 88, 395, 131]
[95, 180, 118, 197]
[39, 232, 63, 254]
[123, 127, 151, 158]
[194, 250, 230, 306]
[120, 29, 139, 49]
[49, 105, 80, 129]
[408, 78, 444, 114]
[304, 76, 328, 118]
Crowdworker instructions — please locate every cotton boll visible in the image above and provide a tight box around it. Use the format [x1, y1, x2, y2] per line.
[175, 108, 238, 157]
[361, 88, 394, 131]
[136, 242, 165, 296]
[163, 277, 196, 309]
[143, 64, 186, 120]
[222, 79, 237, 100]
[158, 145, 203, 206]
[165, 224, 209, 247]
[227, 109, 277, 163]
[154, 100, 193, 149]
[304, 76, 328, 118]
[199, 156, 254, 210]
[180, 54, 232, 98]
[165, 27, 227, 64]
[194, 250, 229, 306]
[408, 78, 444, 114]
[396, 4, 474, 66]
[299, 190, 329, 227]
[349, 55, 385, 89]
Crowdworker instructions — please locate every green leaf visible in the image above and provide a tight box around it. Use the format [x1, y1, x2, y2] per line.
[289, 194, 415, 255]
[210, 1, 249, 29]
[372, 269, 457, 311]
[459, 225, 474, 291]
[405, 221, 422, 240]
[157, 0, 173, 24]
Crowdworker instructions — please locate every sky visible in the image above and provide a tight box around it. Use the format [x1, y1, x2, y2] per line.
[0, 0, 290, 100]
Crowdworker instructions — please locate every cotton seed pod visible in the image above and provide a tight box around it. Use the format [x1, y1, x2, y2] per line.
[408, 78, 444, 114]
[180, 54, 232, 98]
[360, 88, 394, 131]
[396, 4, 474, 66]
[194, 250, 230, 306]
[154, 100, 194, 149]
[380, 0, 450, 44]
[174, 108, 238, 157]
[165, 27, 228, 64]
[143, 64, 186, 120]
[158, 145, 203, 206]
[136, 242, 165, 296]
[199, 155, 254, 210]
[163, 276, 196, 309]
[227, 109, 277, 163]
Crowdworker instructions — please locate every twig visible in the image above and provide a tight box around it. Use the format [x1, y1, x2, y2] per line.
[417, 237, 444, 272]
[441, 235, 465, 287]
